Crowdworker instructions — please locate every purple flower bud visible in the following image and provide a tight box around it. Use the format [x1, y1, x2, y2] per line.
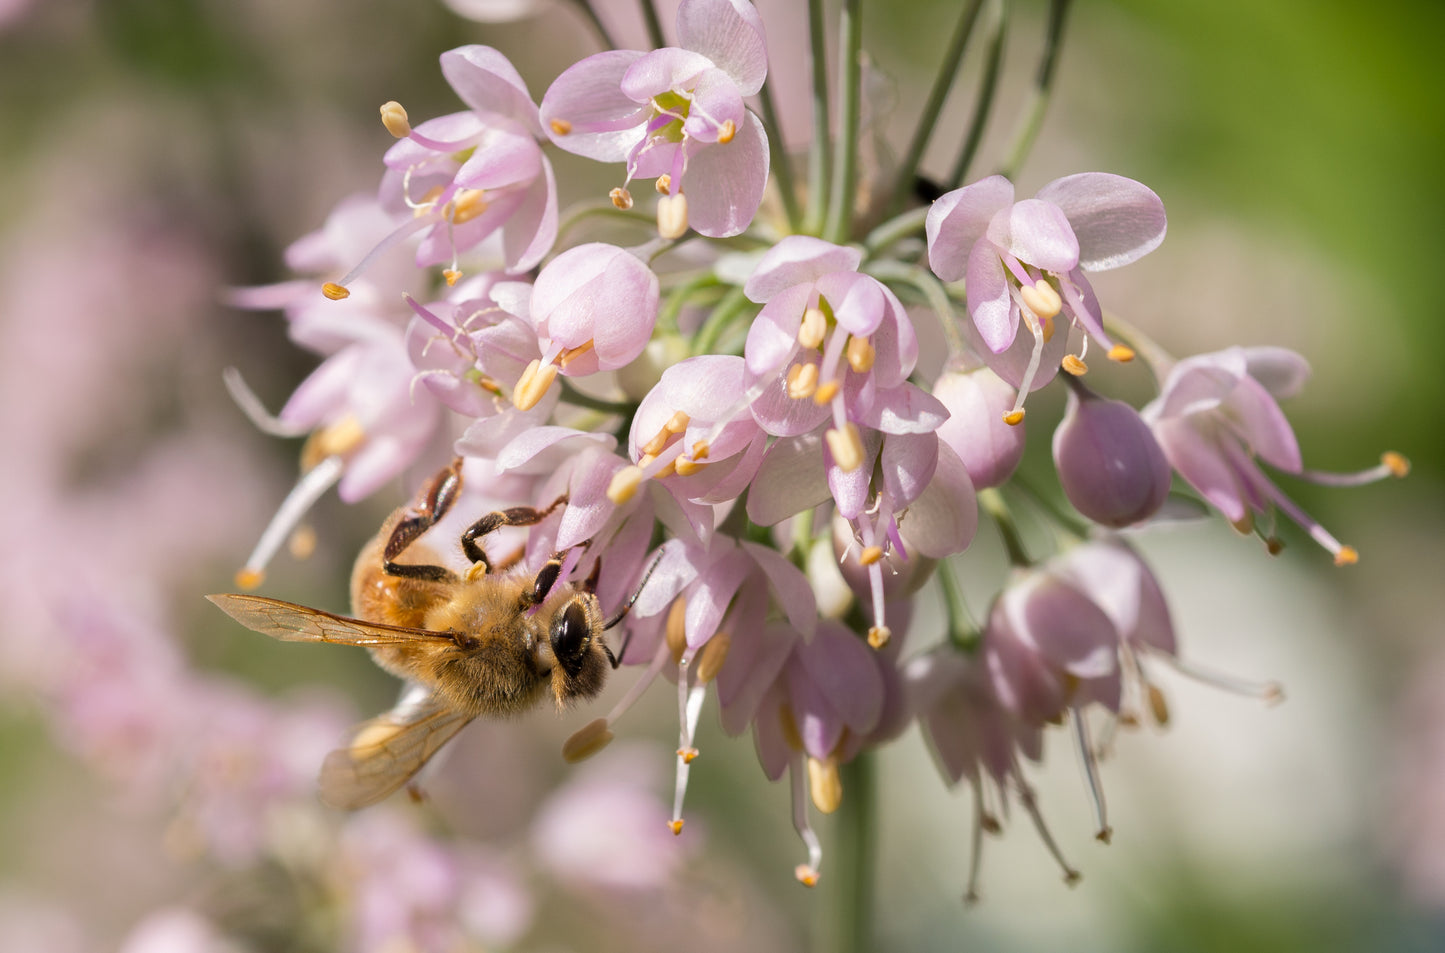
[1052, 386, 1170, 527]
[933, 367, 1025, 489]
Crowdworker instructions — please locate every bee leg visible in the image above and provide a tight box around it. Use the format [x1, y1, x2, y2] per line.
[459, 495, 569, 574]
[383, 458, 464, 583]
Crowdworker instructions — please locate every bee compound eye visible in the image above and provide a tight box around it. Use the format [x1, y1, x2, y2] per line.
[550, 600, 591, 667]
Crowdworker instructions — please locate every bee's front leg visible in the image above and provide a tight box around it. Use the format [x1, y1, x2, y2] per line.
[459, 495, 569, 576]
[383, 458, 464, 583]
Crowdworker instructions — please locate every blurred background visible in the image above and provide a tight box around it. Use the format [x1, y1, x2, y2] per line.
[1, 0, 1441, 950]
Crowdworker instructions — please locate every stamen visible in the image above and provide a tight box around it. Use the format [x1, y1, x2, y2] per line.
[717, 119, 736, 143]
[779, 704, 804, 752]
[670, 660, 707, 833]
[604, 641, 671, 723]
[673, 456, 707, 477]
[1299, 451, 1412, 487]
[221, 367, 311, 438]
[549, 118, 572, 136]
[1003, 409, 1026, 426]
[859, 545, 885, 566]
[1165, 654, 1284, 705]
[1006, 304, 1047, 420]
[665, 598, 688, 665]
[1070, 709, 1112, 844]
[300, 415, 367, 471]
[798, 307, 828, 350]
[558, 339, 595, 369]
[789, 754, 823, 886]
[665, 410, 691, 434]
[824, 423, 865, 472]
[656, 174, 672, 195]
[788, 362, 820, 400]
[691, 440, 709, 460]
[807, 755, 842, 814]
[1061, 354, 1088, 376]
[1108, 344, 1135, 363]
[448, 189, 489, 225]
[1334, 546, 1359, 567]
[1014, 775, 1082, 886]
[237, 455, 345, 589]
[512, 359, 558, 412]
[561, 717, 615, 763]
[867, 626, 891, 649]
[1019, 281, 1062, 318]
[288, 524, 317, 560]
[845, 335, 875, 373]
[963, 785, 987, 904]
[812, 379, 841, 405]
[657, 192, 689, 240]
[1147, 683, 1170, 726]
[609, 187, 634, 210]
[606, 464, 646, 505]
[379, 101, 411, 138]
[442, 269, 462, 287]
[696, 632, 731, 683]
[321, 282, 350, 301]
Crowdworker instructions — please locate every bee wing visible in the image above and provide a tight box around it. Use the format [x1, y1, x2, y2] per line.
[206, 593, 458, 646]
[319, 693, 475, 810]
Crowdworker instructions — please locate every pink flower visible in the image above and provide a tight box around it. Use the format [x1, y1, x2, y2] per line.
[1052, 382, 1171, 528]
[1142, 346, 1406, 565]
[932, 366, 1026, 489]
[926, 173, 1167, 413]
[540, 0, 770, 238]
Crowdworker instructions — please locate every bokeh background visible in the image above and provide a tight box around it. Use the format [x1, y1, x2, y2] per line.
[1, 0, 1442, 950]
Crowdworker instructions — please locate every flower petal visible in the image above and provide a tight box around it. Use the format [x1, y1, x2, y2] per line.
[986, 198, 1079, 273]
[1035, 172, 1167, 271]
[440, 45, 543, 136]
[676, 0, 769, 95]
[925, 175, 1015, 282]
[744, 235, 861, 303]
[681, 110, 769, 238]
[540, 51, 650, 161]
[965, 239, 1016, 353]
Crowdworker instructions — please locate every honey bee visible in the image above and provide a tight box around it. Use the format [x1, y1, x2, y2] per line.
[209, 457, 651, 810]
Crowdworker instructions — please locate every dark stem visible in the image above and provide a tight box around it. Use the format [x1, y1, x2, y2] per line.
[638, 0, 666, 49]
[997, 0, 1072, 180]
[948, 0, 1008, 189]
[558, 378, 635, 416]
[938, 558, 981, 651]
[756, 80, 803, 229]
[884, 0, 986, 218]
[804, 0, 833, 235]
[824, 0, 864, 243]
[979, 487, 1032, 568]
[568, 0, 619, 49]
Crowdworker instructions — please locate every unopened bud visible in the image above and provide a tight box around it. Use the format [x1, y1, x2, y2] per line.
[1052, 388, 1170, 527]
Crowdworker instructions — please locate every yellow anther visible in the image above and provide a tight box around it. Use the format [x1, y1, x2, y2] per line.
[1020, 281, 1062, 318]
[442, 269, 462, 287]
[717, 119, 736, 143]
[691, 440, 709, 460]
[288, 525, 317, 560]
[465, 562, 487, 583]
[1061, 354, 1089, 376]
[642, 429, 672, 457]
[845, 335, 875, 373]
[606, 464, 646, 505]
[867, 626, 891, 649]
[321, 282, 350, 301]
[638, 452, 658, 470]
[655, 173, 672, 195]
[1108, 344, 1136, 363]
[448, 189, 489, 225]
[1002, 409, 1026, 426]
[658, 192, 689, 239]
[677, 746, 700, 764]
[859, 545, 885, 566]
[1265, 537, 1285, 556]
[808, 755, 842, 814]
[665, 598, 688, 665]
[303, 415, 366, 470]
[1147, 683, 1170, 726]
[558, 339, 595, 369]
[609, 186, 634, 210]
[787, 362, 819, 399]
[561, 717, 615, 763]
[1334, 545, 1359, 567]
[234, 568, 265, 591]
[812, 379, 841, 405]
[1383, 451, 1411, 477]
[673, 456, 707, 477]
[668, 819, 685, 835]
[549, 118, 572, 136]
[779, 705, 803, 751]
[824, 423, 864, 471]
[795, 865, 820, 887]
[654, 459, 678, 480]
[665, 410, 691, 434]
[379, 100, 411, 138]
[696, 631, 731, 683]
[511, 359, 558, 412]
[798, 307, 827, 350]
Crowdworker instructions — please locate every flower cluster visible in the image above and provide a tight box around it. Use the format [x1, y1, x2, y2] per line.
[225, 0, 1406, 900]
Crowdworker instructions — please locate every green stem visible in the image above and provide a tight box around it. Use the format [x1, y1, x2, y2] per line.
[658, 272, 722, 334]
[824, 0, 864, 244]
[861, 206, 929, 259]
[978, 487, 1032, 567]
[691, 284, 751, 356]
[804, 0, 833, 235]
[1009, 473, 1090, 542]
[864, 259, 967, 358]
[884, 0, 986, 218]
[638, 0, 666, 49]
[997, 0, 1072, 180]
[948, 0, 1008, 189]
[558, 378, 635, 416]
[555, 200, 655, 245]
[757, 80, 802, 230]
[938, 558, 981, 651]
[568, 0, 618, 49]
[823, 751, 876, 953]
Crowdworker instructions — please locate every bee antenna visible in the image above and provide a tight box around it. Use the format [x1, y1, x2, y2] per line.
[602, 553, 664, 632]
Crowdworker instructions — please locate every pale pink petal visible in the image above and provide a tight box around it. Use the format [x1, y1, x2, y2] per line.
[1223, 376, 1302, 473]
[500, 155, 557, 273]
[676, 0, 769, 95]
[718, 622, 797, 735]
[740, 542, 817, 638]
[1242, 346, 1311, 400]
[986, 198, 1079, 273]
[620, 48, 717, 100]
[1152, 419, 1249, 522]
[925, 175, 1014, 282]
[682, 110, 769, 238]
[814, 270, 885, 337]
[440, 45, 543, 135]
[965, 239, 1016, 353]
[879, 432, 938, 507]
[743, 235, 861, 303]
[540, 51, 650, 161]
[744, 282, 811, 376]
[899, 443, 978, 558]
[1035, 172, 1167, 271]
[746, 432, 830, 525]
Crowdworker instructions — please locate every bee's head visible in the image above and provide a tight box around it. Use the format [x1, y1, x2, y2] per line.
[546, 594, 608, 706]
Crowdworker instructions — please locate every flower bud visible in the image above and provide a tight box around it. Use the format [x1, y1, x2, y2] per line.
[932, 368, 1025, 489]
[1052, 388, 1170, 527]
